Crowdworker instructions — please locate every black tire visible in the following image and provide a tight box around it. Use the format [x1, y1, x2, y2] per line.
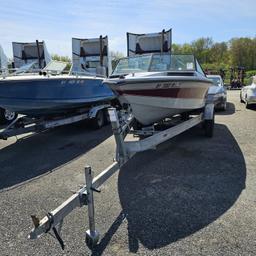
[103, 109, 110, 125]
[0, 108, 17, 124]
[220, 101, 227, 111]
[91, 110, 105, 129]
[204, 115, 214, 138]
[245, 101, 250, 109]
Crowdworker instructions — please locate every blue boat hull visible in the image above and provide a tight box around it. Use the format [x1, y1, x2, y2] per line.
[0, 76, 115, 116]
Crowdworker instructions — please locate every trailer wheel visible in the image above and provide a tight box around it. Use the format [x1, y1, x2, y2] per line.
[91, 110, 104, 129]
[204, 118, 214, 138]
[0, 108, 17, 124]
[103, 109, 110, 125]
[220, 101, 227, 111]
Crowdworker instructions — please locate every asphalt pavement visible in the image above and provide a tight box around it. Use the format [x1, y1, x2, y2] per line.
[0, 90, 255, 256]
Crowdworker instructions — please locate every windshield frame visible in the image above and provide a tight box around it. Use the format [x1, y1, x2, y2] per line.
[112, 53, 202, 76]
[112, 54, 152, 75]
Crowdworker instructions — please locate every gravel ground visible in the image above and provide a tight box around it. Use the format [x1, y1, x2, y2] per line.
[0, 90, 255, 256]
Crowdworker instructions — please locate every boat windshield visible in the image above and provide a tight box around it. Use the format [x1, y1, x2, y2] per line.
[113, 55, 151, 75]
[112, 54, 196, 75]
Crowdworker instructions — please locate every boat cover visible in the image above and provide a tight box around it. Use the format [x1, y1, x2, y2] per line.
[72, 36, 109, 77]
[127, 29, 172, 56]
[12, 41, 51, 69]
[0, 45, 8, 72]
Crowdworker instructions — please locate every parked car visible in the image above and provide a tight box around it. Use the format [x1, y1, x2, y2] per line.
[206, 75, 227, 111]
[240, 76, 256, 108]
[0, 107, 17, 124]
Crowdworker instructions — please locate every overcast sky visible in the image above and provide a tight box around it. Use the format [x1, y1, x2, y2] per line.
[0, 0, 255, 58]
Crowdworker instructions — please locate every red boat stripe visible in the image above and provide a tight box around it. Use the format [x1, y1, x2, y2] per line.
[116, 88, 207, 99]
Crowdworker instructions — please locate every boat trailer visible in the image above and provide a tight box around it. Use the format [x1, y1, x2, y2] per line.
[0, 104, 110, 140]
[28, 103, 214, 249]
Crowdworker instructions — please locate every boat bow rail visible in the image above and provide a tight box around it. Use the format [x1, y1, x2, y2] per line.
[28, 104, 214, 250]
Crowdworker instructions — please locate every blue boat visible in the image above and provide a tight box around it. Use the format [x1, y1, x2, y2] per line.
[0, 74, 115, 117]
[0, 36, 115, 118]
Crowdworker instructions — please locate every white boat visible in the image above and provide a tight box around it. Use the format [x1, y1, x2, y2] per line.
[104, 53, 212, 125]
[240, 76, 256, 108]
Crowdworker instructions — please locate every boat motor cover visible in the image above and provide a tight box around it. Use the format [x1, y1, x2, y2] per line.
[72, 36, 109, 76]
[127, 29, 172, 56]
[12, 41, 51, 69]
[0, 45, 8, 71]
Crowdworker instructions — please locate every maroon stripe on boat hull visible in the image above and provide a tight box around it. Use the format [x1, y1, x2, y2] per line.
[116, 88, 208, 99]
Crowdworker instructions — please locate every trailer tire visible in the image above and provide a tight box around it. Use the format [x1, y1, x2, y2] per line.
[91, 110, 105, 129]
[220, 101, 227, 111]
[0, 108, 17, 124]
[204, 118, 214, 138]
[103, 109, 110, 125]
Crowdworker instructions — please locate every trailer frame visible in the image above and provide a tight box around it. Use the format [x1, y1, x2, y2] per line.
[0, 104, 110, 140]
[28, 103, 214, 249]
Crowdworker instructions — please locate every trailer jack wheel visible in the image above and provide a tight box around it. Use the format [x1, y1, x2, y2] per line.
[85, 230, 99, 249]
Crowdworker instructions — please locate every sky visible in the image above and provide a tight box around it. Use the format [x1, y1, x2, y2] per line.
[0, 0, 255, 58]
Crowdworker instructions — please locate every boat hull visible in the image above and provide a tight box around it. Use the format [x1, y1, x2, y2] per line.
[106, 78, 211, 125]
[0, 76, 115, 116]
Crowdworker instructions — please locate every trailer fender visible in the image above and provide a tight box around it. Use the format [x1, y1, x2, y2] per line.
[88, 105, 109, 119]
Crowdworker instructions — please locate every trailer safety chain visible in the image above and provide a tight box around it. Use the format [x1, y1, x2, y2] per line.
[46, 212, 65, 250]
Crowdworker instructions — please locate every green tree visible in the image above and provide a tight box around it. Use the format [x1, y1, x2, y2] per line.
[229, 37, 256, 70]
